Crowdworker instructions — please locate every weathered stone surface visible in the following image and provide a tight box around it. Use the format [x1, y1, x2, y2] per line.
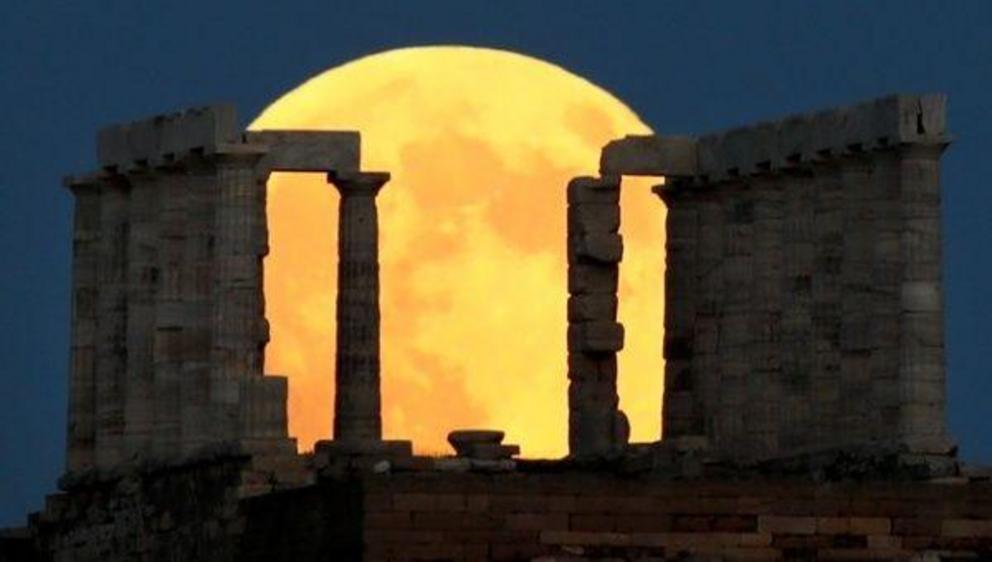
[902, 281, 941, 312]
[600, 134, 698, 177]
[567, 353, 617, 381]
[566, 174, 625, 459]
[566, 175, 620, 204]
[247, 130, 360, 173]
[65, 177, 102, 472]
[212, 155, 268, 443]
[568, 202, 620, 234]
[98, 104, 240, 169]
[447, 430, 504, 454]
[659, 95, 952, 462]
[568, 321, 625, 353]
[67, 117, 381, 473]
[567, 295, 618, 322]
[328, 171, 391, 446]
[21, 461, 992, 562]
[573, 232, 623, 263]
[567, 263, 618, 295]
[454, 443, 520, 460]
[693, 94, 949, 182]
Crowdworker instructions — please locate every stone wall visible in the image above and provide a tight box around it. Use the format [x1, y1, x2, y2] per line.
[357, 471, 992, 562]
[30, 454, 249, 562]
[12, 462, 992, 562]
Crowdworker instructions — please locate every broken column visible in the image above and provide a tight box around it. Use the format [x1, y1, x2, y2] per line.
[566, 175, 627, 458]
[330, 171, 387, 443]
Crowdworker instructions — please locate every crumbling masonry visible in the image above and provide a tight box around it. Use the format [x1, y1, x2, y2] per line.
[4, 94, 989, 562]
[62, 107, 374, 478]
[573, 94, 953, 462]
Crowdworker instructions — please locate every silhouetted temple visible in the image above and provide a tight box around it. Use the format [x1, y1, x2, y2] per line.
[3, 94, 991, 562]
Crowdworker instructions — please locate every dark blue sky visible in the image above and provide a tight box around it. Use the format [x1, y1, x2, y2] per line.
[1, 1, 990, 525]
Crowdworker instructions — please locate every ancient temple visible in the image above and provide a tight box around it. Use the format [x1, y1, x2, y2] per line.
[3, 94, 991, 562]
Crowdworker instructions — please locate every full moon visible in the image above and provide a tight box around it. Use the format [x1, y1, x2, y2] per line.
[250, 46, 665, 458]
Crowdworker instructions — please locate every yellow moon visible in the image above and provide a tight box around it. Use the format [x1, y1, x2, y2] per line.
[250, 46, 665, 458]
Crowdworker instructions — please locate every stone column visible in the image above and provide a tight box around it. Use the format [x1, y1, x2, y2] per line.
[94, 174, 129, 469]
[811, 160, 844, 446]
[328, 171, 390, 444]
[655, 182, 703, 442]
[745, 176, 783, 457]
[838, 155, 877, 444]
[566, 175, 627, 458]
[179, 165, 218, 454]
[65, 176, 102, 472]
[212, 152, 267, 442]
[778, 172, 815, 453]
[896, 143, 951, 452]
[152, 168, 187, 458]
[122, 171, 160, 459]
[689, 189, 724, 446]
[716, 183, 754, 456]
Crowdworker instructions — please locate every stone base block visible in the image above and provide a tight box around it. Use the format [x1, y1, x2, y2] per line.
[313, 439, 412, 465]
[456, 443, 521, 461]
[313, 439, 414, 476]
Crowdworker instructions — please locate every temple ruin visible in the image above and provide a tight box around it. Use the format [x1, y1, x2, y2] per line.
[571, 94, 952, 463]
[4, 93, 992, 562]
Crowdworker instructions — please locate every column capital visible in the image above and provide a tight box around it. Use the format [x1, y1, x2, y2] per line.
[328, 170, 390, 197]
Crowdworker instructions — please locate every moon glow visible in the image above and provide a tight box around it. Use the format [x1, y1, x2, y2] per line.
[250, 46, 665, 457]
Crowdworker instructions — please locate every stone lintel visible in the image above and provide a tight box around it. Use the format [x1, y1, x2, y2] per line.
[95, 105, 361, 175]
[246, 130, 360, 173]
[98, 104, 240, 170]
[599, 135, 698, 177]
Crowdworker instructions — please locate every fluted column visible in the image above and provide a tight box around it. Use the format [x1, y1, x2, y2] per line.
[65, 176, 102, 472]
[329, 171, 389, 443]
[896, 143, 951, 452]
[212, 152, 267, 442]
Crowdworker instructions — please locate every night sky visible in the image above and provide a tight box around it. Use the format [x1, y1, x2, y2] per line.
[2, 1, 990, 526]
